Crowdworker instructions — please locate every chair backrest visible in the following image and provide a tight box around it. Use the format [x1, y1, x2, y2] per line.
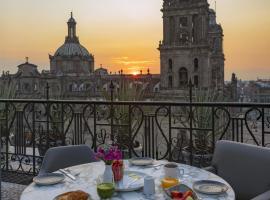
[212, 140, 270, 200]
[39, 145, 97, 175]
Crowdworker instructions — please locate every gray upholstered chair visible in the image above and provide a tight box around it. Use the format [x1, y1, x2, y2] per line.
[39, 145, 97, 175]
[206, 140, 270, 200]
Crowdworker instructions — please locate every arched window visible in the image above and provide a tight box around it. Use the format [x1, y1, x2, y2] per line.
[168, 76, 173, 88]
[194, 75, 199, 87]
[179, 67, 188, 87]
[194, 58, 199, 72]
[168, 59, 173, 72]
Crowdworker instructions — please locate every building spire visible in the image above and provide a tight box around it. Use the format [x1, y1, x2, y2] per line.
[65, 12, 79, 43]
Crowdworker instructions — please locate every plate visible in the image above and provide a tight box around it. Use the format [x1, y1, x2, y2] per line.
[33, 173, 65, 186]
[193, 180, 229, 195]
[129, 157, 154, 166]
[53, 191, 91, 200]
[164, 184, 199, 200]
[115, 171, 146, 192]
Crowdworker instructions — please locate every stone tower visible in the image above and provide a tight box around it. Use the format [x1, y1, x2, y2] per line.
[159, 0, 224, 90]
[49, 12, 95, 75]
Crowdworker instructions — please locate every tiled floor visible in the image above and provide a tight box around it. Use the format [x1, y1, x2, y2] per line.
[1, 182, 26, 200]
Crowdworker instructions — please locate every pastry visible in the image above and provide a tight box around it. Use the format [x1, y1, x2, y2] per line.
[56, 190, 89, 200]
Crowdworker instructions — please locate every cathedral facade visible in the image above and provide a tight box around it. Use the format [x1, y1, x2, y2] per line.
[159, 0, 224, 91]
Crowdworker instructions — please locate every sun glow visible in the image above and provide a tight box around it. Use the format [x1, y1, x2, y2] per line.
[132, 71, 139, 76]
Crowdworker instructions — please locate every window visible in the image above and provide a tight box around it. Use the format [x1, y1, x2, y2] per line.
[168, 76, 173, 88]
[169, 16, 175, 44]
[24, 83, 30, 92]
[179, 17, 188, 27]
[168, 59, 173, 72]
[179, 67, 188, 87]
[179, 31, 189, 45]
[34, 83, 38, 91]
[194, 75, 199, 87]
[194, 58, 199, 72]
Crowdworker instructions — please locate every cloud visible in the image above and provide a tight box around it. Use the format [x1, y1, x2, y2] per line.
[112, 57, 155, 66]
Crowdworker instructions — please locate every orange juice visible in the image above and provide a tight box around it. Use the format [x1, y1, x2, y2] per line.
[161, 177, 179, 189]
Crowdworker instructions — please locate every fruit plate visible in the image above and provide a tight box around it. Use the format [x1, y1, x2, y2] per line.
[164, 184, 199, 200]
[193, 180, 229, 195]
[129, 157, 154, 166]
[115, 171, 147, 192]
[33, 173, 65, 186]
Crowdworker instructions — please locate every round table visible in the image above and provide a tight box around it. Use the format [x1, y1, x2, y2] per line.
[20, 161, 235, 200]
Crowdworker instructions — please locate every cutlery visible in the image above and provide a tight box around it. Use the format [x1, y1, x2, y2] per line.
[59, 169, 76, 181]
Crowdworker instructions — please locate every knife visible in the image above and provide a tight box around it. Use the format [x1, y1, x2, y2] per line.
[59, 169, 76, 181]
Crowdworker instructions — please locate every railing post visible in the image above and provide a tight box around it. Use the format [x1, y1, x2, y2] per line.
[262, 108, 265, 147]
[109, 81, 114, 142]
[128, 105, 132, 158]
[188, 79, 193, 166]
[5, 102, 9, 171]
[32, 103, 36, 175]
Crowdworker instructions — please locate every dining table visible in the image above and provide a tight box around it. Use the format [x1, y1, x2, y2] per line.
[20, 160, 235, 200]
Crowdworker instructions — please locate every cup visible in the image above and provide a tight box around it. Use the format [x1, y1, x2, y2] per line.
[143, 176, 155, 197]
[164, 163, 184, 178]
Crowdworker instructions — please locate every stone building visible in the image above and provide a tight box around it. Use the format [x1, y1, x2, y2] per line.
[159, 0, 224, 91]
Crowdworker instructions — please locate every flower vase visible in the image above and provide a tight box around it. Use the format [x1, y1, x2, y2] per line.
[103, 164, 114, 183]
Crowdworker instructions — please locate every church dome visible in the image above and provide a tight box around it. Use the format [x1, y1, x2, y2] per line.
[54, 43, 91, 57]
[53, 12, 93, 58]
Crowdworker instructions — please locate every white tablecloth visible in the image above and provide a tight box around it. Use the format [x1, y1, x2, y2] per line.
[20, 160, 235, 200]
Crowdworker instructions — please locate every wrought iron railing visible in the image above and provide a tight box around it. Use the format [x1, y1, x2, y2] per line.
[1, 99, 270, 175]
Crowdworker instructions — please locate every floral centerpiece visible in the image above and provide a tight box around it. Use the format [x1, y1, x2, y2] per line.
[95, 145, 122, 165]
[95, 146, 124, 182]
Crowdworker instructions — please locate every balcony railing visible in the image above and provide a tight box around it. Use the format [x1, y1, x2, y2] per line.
[1, 99, 270, 176]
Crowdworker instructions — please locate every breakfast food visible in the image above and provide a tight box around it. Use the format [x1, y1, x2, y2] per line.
[56, 190, 89, 200]
[161, 177, 180, 189]
[170, 190, 194, 200]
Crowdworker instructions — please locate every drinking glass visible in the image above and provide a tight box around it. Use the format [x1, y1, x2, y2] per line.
[96, 176, 115, 200]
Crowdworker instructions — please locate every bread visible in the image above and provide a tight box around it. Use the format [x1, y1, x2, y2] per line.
[57, 190, 89, 200]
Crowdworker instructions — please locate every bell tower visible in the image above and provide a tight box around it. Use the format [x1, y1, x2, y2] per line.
[159, 0, 224, 91]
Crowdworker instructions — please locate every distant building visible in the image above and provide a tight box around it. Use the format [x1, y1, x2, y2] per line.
[248, 79, 270, 103]
[159, 0, 224, 91]
[0, 13, 160, 100]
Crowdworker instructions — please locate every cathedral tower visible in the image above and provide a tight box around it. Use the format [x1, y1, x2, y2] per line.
[159, 0, 224, 90]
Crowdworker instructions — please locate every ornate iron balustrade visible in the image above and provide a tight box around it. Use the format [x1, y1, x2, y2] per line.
[1, 99, 270, 175]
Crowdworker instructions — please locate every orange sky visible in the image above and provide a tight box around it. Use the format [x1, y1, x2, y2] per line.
[0, 0, 270, 80]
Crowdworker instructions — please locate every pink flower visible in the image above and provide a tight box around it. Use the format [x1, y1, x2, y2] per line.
[95, 145, 123, 162]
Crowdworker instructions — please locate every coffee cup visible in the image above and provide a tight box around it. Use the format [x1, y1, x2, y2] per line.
[164, 163, 184, 178]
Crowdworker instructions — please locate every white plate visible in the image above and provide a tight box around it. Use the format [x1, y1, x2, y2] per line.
[129, 157, 154, 166]
[33, 173, 65, 186]
[193, 180, 229, 195]
[115, 171, 147, 192]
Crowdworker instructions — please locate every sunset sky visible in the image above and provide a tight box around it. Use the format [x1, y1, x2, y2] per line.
[0, 0, 270, 80]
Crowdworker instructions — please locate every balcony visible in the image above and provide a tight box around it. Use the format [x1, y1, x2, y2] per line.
[1, 98, 269, 178]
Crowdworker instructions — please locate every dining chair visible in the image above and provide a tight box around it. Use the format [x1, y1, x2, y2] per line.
[205, 140, 270, 200]
[39, 145, 97, 175]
